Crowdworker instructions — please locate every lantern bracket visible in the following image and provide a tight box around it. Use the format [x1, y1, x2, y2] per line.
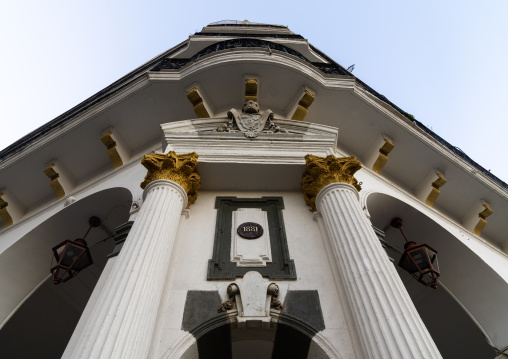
[390, 218, 440, 289]
[50, 216, 102, 285]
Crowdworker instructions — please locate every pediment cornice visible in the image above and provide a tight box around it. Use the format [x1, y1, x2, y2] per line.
[161, 118, 340, 164]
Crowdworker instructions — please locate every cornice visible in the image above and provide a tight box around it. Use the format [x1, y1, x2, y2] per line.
[148, 49, 355, 90]
[357, 165, 508, 264]
[162, 118, 339, 164]
[0, 76, 151, 171]
[353, 85, 508, 200]
[0, 39, 189, 164]
[0, 144, 162, 241]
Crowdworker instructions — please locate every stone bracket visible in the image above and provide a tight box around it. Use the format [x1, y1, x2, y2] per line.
[372, 137, 394, 175]
[100, 131, 125, 169]
[218, 271, 285, 329]
[0, 192, 13, 227]
[425, 172, 447, 207]
[474, 201, 494, 236]
[0, 190, 25, 227]
[414, 168, 446, 207]
[462, 199, 493, 237]
[43, 163, 65, 199]
[43, 161, 75, 200]
[291, 89, 315, 121]
[245, 77, 258, 103]
[186, 87, 210, 118]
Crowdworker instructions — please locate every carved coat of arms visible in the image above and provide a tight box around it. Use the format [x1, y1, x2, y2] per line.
[215, 100, 287, 138]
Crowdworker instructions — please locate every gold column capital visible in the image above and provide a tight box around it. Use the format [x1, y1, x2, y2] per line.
[301, 154, 362, 211]
[140, 151, 201, 207]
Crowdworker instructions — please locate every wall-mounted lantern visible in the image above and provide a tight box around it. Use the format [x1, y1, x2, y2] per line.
[391, 218, 440, 289]
[50, 216, 101, 285]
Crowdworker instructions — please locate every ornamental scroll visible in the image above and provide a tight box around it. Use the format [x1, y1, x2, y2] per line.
[301, 154, 362, 212]
[140, 151, 201, 207]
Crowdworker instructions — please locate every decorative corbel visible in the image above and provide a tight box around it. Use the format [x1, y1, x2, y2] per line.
[291, 89, 315, 121]
[267, 283, 283, 311]
[473, 202, 493, 236]
[43, 163, 66, 199]
[101, 131, 124, 169]
[218, 283, 239, 313]
[372, 138, 394, 174]
[0, 191, 24, 227]
[245, 78, 258, 103]
[425, 172, 447, 207]
[217, 271, 284, 328]
[414, 168, 446, 207]
[186, 87, 210, 118]
[0, 192, 13, 227]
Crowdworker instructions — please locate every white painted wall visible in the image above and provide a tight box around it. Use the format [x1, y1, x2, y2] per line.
[152, 190, 360, 359]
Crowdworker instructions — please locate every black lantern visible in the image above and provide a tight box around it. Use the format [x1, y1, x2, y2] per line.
[50, 216, 101, 284]
[391, 218, 440, 289]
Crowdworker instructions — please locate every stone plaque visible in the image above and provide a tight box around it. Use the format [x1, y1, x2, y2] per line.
[208, 197, 296, 280]
[231, 208, 271, 267]
[237, 222, 264, 239]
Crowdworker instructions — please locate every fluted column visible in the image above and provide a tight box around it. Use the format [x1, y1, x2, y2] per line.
[69, 152, 200, 359]
[302, 154, 441, 359]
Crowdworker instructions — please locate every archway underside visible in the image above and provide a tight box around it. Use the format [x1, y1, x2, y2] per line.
[367, 191, 503, 358]
[0, 187, 132, 358]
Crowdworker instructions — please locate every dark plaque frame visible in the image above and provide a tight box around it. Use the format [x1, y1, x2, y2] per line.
[207, 197, 297, 280]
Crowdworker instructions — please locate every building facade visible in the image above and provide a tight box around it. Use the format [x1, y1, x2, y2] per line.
[0, 21, 507, 358]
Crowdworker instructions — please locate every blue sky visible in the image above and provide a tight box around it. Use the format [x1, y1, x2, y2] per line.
[1, 1, 508, 181]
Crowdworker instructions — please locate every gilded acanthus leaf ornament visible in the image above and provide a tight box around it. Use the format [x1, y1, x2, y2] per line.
[140, 151, 201, 207]
[301, 154, 362, 211]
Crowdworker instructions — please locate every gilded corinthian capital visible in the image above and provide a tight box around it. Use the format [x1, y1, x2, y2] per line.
[140, 151, 201, 206]
[301, 154, 362, 211]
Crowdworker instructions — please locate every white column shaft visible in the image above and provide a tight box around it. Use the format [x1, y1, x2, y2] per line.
[316, 183, 441, 359]
[70, 180, 187, 359]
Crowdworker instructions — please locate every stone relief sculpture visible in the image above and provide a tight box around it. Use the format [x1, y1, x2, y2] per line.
[215, 100, 288, 138]
[217, 272, 284, 328]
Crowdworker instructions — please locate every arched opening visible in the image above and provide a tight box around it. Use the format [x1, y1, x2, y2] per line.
[0, 187, 132, 358]
[177, 317, 333, 359]
[366, 192, 505, 358]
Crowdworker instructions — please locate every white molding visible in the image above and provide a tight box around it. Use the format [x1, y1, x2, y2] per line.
[148, 49, 356, 90]
[161, 118, 338, 164]
[353, 86, 508, 199]
[357, 168, 508, 279]
[0, 144, 162, 240]
[0, 76, 151, 170]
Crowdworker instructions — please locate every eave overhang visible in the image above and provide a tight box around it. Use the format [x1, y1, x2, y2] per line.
[0, 26, 507, 253]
